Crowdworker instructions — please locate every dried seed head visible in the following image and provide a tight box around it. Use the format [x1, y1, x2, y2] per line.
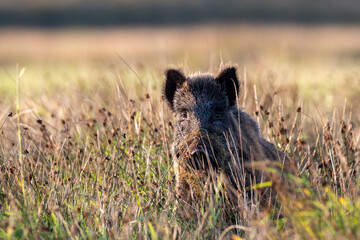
[324, 122, 330, 131]
[297, 139, 306, 145]
[340, 120, 347, 133]
[130, 112, 136, 120]
[280, 127, 287, 135]
[40, 125, 46, 132]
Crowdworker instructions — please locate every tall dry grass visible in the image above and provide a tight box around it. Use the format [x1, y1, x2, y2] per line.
[0, 25, 359, 239]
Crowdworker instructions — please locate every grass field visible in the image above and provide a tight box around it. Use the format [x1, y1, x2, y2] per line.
[1, 24, 360, 239]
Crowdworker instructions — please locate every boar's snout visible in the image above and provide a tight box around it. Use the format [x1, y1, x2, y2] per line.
[189, 149, 218, 170]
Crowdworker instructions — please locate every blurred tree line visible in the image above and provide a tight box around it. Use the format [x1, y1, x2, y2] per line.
[0, 0, 359, 27]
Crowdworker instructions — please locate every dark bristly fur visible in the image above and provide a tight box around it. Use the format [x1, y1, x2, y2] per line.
[163, 65, 287, 204]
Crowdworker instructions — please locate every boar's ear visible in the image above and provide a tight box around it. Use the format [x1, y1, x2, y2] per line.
[215, 66, 239, 107]
[163, 68, 186, 110]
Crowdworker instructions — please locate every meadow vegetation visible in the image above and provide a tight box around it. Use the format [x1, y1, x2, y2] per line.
[0, 25, 359, 239]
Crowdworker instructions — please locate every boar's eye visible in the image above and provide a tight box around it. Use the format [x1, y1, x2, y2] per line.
[214, 108, 223, 119]
[181, 111, 188, 119]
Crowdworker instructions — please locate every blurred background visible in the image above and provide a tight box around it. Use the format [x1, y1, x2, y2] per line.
[1, 0, 360, 26]
[0, 0, 360, 115]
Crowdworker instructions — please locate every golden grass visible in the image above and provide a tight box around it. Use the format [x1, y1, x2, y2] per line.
[0, 24, 359, 239]
[1, 25, 359, 110]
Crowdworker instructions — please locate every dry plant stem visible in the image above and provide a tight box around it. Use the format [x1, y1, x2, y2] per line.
[218, 224, 251, 240]
[253, 84, 259, 124]
[16, 64, 26, 206]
